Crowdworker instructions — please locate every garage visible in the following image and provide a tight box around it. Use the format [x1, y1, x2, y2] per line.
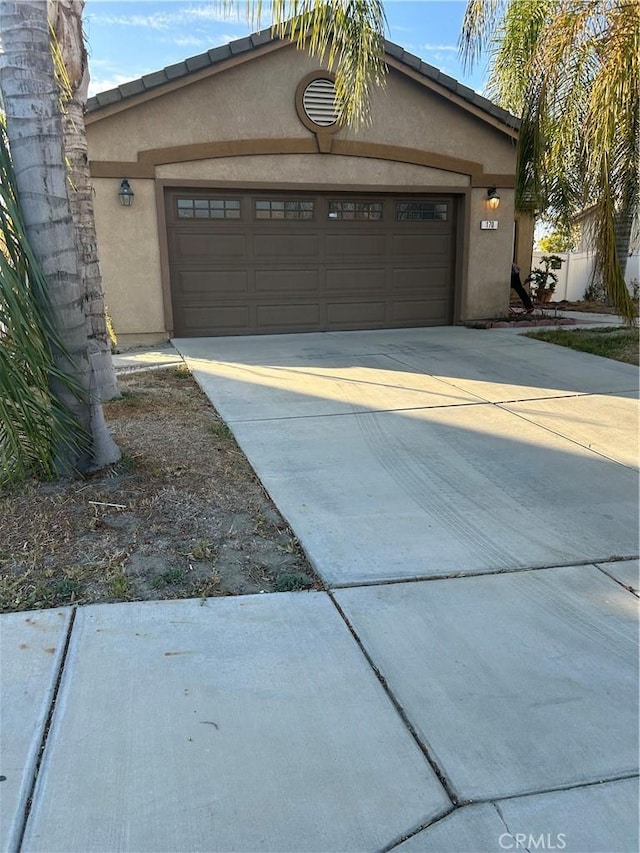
[86, 32, 531, 346]
[166, 189, 456, 336]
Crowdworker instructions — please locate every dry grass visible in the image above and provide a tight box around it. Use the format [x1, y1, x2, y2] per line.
[0, 367, 319, 612]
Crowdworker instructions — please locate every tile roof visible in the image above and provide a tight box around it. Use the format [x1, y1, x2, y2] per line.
[86, 31, 519, 131]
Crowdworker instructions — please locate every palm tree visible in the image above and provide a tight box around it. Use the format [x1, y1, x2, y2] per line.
[0, 0, 120, 477]
[459, 0, 639, 322]
[51, 0, 119, 404]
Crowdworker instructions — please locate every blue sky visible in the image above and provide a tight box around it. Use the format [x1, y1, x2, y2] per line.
[83, 1, 490, 97]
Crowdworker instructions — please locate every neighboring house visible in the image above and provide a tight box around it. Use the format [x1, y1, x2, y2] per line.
[85, 32, 533, 345]
[532, 210, 640, 303]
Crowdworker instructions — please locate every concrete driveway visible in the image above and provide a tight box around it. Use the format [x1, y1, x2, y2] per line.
[174, 327, 639, 586]
[175, 327, 639, 848]
[4, 327, 637, 853]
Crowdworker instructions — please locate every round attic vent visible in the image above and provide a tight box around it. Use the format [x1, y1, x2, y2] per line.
[301, 77, 338, 127]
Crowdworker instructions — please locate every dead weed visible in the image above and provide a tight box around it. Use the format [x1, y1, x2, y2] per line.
[0, 367, 319, 612]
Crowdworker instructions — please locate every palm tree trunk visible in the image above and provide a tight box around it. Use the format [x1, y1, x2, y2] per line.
[50, 0, 119, 403]
[614, 196, 634, 281]
[0, 0, 120, 472]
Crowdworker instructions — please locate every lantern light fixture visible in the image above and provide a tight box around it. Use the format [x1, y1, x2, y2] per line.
[118, 178, 134, 207]
[486, 186, 500, 210]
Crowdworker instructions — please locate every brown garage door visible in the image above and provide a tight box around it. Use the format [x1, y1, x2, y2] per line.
[166, 189, 456, 336]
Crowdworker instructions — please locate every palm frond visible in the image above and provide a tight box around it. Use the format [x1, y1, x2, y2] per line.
[486, 0, 552, 113]
[461, 0, 639, 320]
[0, 121, 88, 488]
[49, 21, 73, 103]
[458, 0, 505, 71]
[591, 174, 637, 323]
[222, 0, 387, 128]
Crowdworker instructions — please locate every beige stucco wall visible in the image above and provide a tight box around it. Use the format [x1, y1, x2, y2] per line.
[463, 188, 515, 319]
[86, 45, 516, 174]
[155, 155, 470, 186]
[87, 41, 524, 339]
[92, 178, 166, 344]
[345, 75, 517, 176]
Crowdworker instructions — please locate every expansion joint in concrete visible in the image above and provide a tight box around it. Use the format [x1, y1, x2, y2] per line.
[328, 591, 459, 807]
[475, 771, 640, 807]
[593, 562, 640, 597]
[14, 607, 77, 853]
[379, 805, 457, 852]
[328, 556, 640, 589]
[379, 773, 640, 853]
[227, 400, 486, 426]
[493, 402, 639, 470]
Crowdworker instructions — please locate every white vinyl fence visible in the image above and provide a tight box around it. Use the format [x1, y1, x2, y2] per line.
[531, 251, 640, 302]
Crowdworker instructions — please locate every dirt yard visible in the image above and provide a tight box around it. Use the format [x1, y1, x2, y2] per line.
[0, 367, 319, 613]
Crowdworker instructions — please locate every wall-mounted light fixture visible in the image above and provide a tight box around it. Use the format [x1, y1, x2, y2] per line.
[486, 186, 500, 210]
[118, 178, 134, 207]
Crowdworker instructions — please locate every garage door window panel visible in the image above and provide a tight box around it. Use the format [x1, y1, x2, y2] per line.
[396, 202, 448, 221]
[328, 201, 383, 221]
[255, 200, 315, 220]
[177, 198, 241, 219]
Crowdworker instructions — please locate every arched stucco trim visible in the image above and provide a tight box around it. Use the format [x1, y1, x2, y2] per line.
[89, 137, 515, 188]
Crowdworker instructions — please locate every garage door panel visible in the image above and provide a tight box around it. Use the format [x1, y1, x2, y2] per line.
[327, 301, 386, 325]
[392, 299, 449, 323]
[172, 233, 246, 259]
[166, 190, 455, 336]
[325, 268, 386, 293]
[392, 234, 450, 256]
[175, 270, 249, 296]
[325, 234, 386, 258]
[253, 233, 319, 258]
[181, 305, 250, 333]
[255, 270, 319, 294]
[256, 303, 321, 329]
[393, 267, 449, 291]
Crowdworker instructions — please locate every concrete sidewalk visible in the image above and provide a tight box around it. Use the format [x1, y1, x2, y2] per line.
[112, 343, 182, 373]
[3, 326, 638, 852]
[513, 308, 632, 329]
[4, 577, 638, 852]
[539, 309, 633, 327]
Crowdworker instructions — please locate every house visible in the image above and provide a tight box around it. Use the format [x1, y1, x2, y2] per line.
[85, 32, 533, 345]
